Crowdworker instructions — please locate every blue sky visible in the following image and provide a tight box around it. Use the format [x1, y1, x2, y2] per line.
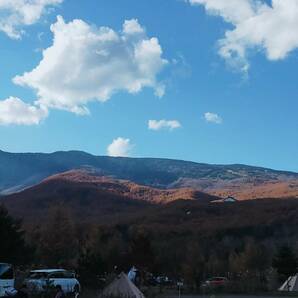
[0, 0, 297, 172]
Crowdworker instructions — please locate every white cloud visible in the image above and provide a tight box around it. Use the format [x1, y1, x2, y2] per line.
[0, 97, 48, 125]
[107, 137, 134, 157]
[204, 112, 222, 124]
[148, 119, 181, 131]
[189, 0, 298, 72]
[0, 0, 63, 39]
[123, 19, 144, 35]
[13, 16, 168, 115]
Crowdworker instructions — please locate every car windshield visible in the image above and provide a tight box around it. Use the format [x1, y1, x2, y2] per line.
[28, 272, 48, 279]
[28, 271, 74, 279]
[48, 271, 74, 278]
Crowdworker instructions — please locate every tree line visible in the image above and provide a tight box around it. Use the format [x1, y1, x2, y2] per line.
[1, 204, 297, 293]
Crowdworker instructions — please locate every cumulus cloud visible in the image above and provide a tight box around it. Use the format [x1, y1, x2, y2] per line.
[123, 19, 145, 35]
[107, 137, 134, 157]
[0, 97, 48, 125]
[13, 16, 168, 115]
[204, 112, 222, 124]
[148, 119, 181, 131]
[189, 0, 298, 72]
[0, 0, 63, 39]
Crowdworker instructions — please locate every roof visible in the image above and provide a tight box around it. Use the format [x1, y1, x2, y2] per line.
[30, 269, 66, 273]
[224, 197, 237, 202]
[211, 197, 238, 203]
[99, 272, 145, 298]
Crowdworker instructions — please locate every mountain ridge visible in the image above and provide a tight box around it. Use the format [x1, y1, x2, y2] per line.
[1, 148, 297, 173]
[0, 149, 297, 197]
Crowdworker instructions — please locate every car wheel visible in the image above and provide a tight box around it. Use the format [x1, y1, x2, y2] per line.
[74, 284, 80, 294]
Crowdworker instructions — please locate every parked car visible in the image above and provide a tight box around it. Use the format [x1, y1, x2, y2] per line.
[0, 263, 15, 298]
[155, 275, 174, 286]
[201, 276, 228, 288]
[25, 269, 80, 294]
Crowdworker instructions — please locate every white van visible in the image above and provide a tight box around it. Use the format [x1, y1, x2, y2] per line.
[25, 269, 80, 294]
[0, 263, 15, 297]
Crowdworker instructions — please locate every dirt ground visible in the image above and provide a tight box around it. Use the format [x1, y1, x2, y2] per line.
[162, 295, 298, 298]
[80, 288, 297, 298]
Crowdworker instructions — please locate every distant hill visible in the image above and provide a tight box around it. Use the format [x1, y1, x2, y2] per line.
[2, 169, 298, 242]
[1, 149, 298, 199]
[2, 170, 219, 225]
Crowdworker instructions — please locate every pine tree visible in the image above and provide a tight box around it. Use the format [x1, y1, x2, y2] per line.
[0, 205, 32, 264]
[272, 245, 298, 277]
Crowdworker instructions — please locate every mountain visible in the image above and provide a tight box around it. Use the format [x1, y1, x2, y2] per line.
[0, 149, 298, 198]
[2, 169, 298, 243]
[1, 170, 219, 225]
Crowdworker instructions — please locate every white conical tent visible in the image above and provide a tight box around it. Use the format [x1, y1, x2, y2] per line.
[99, 272, 145, 298]
[279, 274, 298, 291]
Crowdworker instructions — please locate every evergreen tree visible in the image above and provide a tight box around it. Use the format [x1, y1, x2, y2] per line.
[272, 245, 298, 277]
[0, 205, 32, 264]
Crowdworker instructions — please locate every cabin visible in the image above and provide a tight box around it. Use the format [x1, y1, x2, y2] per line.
[211, 196, 238, 204]
[223, 196, 237, 203]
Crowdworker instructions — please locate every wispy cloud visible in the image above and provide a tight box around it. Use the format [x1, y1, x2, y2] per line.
[204, 112, 222, 124]
[148, 119, 181, 131]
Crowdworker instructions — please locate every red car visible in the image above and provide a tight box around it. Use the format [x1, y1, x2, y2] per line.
[202, 277, 228, 288]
